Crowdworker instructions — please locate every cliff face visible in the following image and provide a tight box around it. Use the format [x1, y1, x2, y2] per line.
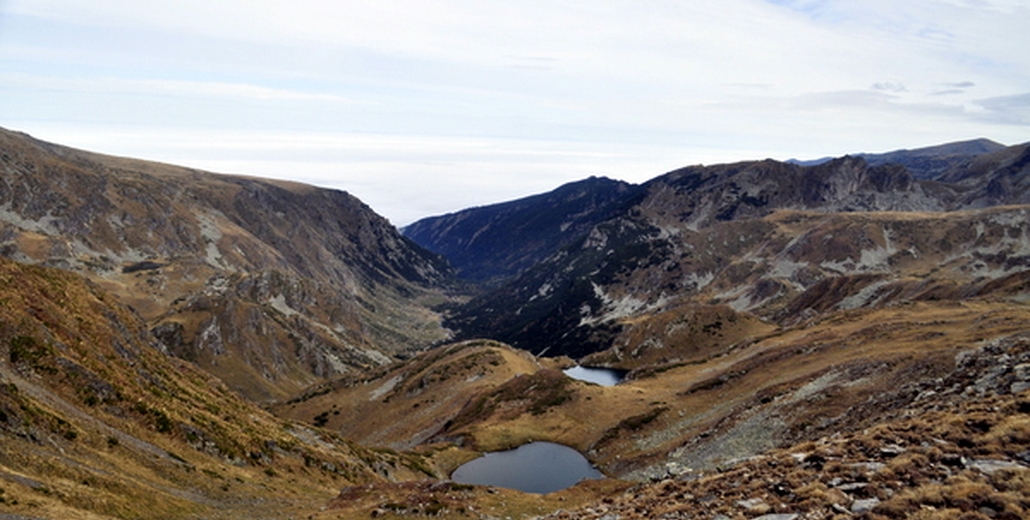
[0, 127, 455, 401]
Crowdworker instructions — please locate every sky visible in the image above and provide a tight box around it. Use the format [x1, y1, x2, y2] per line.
[1, 1, 1028, 226]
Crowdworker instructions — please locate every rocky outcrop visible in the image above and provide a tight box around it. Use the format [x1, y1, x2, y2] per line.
[541, 337, 1030, 520]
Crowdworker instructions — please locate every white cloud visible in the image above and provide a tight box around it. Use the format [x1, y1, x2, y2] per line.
[2, 0, 1028, 223]
[975, 92, 1030, 126]
[0, 73, 368, 103]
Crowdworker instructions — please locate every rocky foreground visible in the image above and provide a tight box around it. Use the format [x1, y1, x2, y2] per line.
[540, 336, 1030, 520]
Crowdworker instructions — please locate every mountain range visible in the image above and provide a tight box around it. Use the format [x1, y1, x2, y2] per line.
[406, 139, 1030, 358]
[1, 127, 1028, 519]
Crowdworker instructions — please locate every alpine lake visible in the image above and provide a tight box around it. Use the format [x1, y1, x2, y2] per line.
[449, 366, 625, 493]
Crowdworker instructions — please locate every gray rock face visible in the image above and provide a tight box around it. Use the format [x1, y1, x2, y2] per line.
[409, 141, 1028, 290]
[968, 459, 1027, 475]
[736, 497, 770, 513]
[851, 497, 881, 514]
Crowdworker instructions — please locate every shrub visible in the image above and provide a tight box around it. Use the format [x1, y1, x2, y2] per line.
[9, 336, 50, 365]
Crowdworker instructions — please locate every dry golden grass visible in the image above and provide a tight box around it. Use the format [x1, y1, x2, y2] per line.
[585, 303, 776, 370]
[273, 340, 543, 452]
[538, 389, 1030, 520]
[314, 477, 631, 520]
[0, 257, 436, 519]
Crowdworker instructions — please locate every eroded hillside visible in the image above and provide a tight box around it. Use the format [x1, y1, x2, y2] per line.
[447, 207, 1030, 358]
[0, 127, 456, 401]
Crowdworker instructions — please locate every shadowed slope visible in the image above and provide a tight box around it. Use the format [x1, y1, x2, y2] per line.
[402, 176, 644, 284]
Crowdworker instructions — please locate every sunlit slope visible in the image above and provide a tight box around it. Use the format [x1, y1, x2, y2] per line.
[278, 296, 1029, 485]
[277, 291, 1029, 518]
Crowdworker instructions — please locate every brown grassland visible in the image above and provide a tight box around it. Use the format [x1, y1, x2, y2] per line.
[0, 257, 434, 519]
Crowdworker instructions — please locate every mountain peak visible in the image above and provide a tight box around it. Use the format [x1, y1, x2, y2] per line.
[402, 176, 645, 283]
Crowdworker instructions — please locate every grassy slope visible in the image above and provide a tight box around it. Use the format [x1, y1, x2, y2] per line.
[0, 258, 434, 519]
[277, 297, 1029, 474]
[283, 300, 1029, 520]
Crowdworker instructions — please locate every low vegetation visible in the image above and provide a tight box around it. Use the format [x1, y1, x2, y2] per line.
[0, 258, 432, 519]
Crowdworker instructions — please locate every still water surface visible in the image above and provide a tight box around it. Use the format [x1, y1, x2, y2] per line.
[562, 365, 627, 386]
[451, 441, 603, 494]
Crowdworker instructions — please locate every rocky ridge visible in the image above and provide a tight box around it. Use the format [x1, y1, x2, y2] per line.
[857, 137, 1007, 180]
[447, 206, 1030, 358]
[403, 176, 643, 285]
[417, 142, 1030, 359]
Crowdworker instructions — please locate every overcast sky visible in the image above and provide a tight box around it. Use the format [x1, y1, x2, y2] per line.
[2, 1, 1028, 225]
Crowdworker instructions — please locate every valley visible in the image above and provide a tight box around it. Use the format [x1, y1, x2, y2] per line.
[1, 128, 1028, 519]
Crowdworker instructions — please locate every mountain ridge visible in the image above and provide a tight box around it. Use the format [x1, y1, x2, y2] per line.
[857, 137, 1007, 179]
[407, 138, 1024, 281]
[0, 126, 457, 401]
[787, 137, 1006, 175]
[405, 140, 1030, 359]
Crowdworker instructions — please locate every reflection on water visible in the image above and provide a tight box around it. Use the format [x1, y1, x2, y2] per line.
[451, 441, 603, 494]
[562, 365, 627, 386]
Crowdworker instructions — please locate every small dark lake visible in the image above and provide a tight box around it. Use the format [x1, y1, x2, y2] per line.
[562, 365, 627, 386]
[450, 442, 604, 494]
